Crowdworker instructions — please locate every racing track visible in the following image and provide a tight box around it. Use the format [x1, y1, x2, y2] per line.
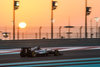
[0, 48, 100, 67]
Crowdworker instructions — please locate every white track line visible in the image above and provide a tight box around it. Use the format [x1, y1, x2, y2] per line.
[0, 46, 100, 54]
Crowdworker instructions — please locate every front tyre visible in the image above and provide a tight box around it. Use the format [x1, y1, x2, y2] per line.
[20, 52, 26, 57]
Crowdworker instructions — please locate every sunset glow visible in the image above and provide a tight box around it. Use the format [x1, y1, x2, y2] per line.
[0, 0, 100, 27]
[19, 22, 27, 28]
[0, 0, 100, 39]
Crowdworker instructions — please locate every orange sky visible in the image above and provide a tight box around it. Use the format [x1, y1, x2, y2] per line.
[0, 0, 100, 28]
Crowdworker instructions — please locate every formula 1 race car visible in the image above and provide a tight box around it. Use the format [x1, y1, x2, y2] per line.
[20, 46, 62, 57]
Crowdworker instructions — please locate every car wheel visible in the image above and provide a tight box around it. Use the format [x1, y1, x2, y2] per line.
[46, 53, 48, 56]
[44, 53, 48, 56]
[32, 51, 36, 57]
[20, 52, 26, 57]
[54, 50, 60, 56]
[27, 52, 32, 57]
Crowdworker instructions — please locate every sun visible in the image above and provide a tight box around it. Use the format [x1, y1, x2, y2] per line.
[19, 22, 27, 28]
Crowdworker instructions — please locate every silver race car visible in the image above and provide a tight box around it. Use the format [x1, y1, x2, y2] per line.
[20, 46, 62, 57]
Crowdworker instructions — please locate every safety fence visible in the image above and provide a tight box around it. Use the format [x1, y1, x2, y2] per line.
[0, 26, 100, 40]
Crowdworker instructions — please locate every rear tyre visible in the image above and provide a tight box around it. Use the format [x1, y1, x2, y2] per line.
[46, 53, 48, 56]
[31, 51, 37, 57]
[54, 50, 60, 56]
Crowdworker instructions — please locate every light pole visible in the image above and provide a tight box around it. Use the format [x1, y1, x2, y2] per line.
[46, 33, 48, 39]
[64, 17, 74, 39]
[68, 17, 71, 38]
[35, 33, 38, 39]
[77, 32, 79, 38]
[51, 0, 58, 39]
[17, 27, 19, 40]
[80, 26, 82, 38]
[22, 32, 24, 39]
[99, 27, 100, 38]
[85, 0, 87, 38]
[59, 26, 62, 38]
[90, 19, 93, 38]
[85, 0, 91, 38]
[94, 17, 100, 38]
[13, 0, 19, 40]
[39, 26, 42, 39]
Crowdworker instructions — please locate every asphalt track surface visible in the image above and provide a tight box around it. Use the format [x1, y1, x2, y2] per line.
[0, 48, 100, 67]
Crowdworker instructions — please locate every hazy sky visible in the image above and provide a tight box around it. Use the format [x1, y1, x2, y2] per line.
[0, 0, 100, 28]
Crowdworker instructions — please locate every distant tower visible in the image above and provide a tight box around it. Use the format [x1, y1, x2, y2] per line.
[64, 17, 74, 39]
